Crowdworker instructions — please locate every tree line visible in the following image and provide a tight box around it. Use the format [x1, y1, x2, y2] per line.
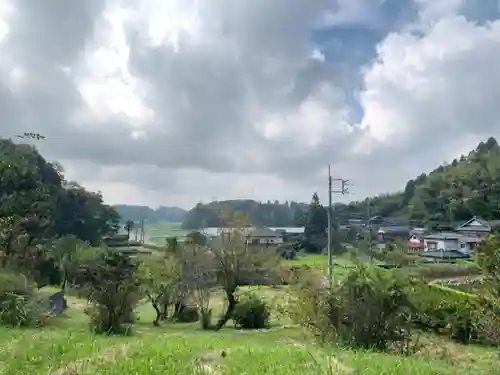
[181, 199, 309, 229]
[113, 204, 187, 223]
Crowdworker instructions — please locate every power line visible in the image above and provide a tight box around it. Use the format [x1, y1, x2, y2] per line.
[327, 165, 350, 285]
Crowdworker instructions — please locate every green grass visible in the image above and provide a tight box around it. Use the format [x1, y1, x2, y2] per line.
[283, 254, 355, 277]
[0, 285, 497, 375]
[142, 221, 190, 245]
[145, 221, 188, 236]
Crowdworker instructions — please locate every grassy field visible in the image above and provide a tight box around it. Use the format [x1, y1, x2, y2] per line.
[0, 286, 497, 375]
[143, 221, 189, 245]
[144, 221, 188, 236]
[285, 254, 354, 271]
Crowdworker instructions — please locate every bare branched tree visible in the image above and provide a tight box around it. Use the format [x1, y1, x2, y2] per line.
[182, 243, 218, 329]
[207, 211, 280, 330]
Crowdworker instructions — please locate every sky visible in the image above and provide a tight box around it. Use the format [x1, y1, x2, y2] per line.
[1, 0, 500, 209]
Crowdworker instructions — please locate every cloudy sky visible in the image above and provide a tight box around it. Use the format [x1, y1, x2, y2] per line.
[1, 0, 500, 209]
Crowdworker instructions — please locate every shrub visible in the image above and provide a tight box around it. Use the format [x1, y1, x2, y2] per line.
[408, 282, 483, 344]
[78, 251, 140, 335]
[174, 305, 199, 323]
[288, 262, 413, 351]
[0, 271, 52, 327]
[232, 292, 270, 329]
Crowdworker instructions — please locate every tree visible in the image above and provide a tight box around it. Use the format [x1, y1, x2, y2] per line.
[163, 237, 190, 319]
[182, 243, 218, 329]
[303, 193, 328, 253]
[181, 199, 308, 229]
[304, 193, 327, 235]
[78, 251, 141, 334]
[207, 212, 279, 330]
[139, 257, 177, 326]
[50, 235, 87, 291]
[477, 235, 500, 298]
[55, 183, 120, 246]
[0, 139, 63, 271]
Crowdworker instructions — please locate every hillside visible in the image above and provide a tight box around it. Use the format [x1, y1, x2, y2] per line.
[181, 199, 308, 229]
[336, 137, 500, 225]
[114, 204, 187, 223]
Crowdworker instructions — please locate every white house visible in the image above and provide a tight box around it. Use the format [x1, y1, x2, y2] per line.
[422, 232, 481, 255]
[245, 227, 284, 245]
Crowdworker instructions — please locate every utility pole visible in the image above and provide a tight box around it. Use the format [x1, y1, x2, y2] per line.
[327, 165, 349, 285]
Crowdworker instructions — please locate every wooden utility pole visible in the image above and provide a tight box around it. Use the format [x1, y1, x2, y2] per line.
[327, 165, 349, 285]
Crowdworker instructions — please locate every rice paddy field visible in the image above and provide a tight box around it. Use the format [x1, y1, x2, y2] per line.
[0, 286, 497, 375]
[143, 221, 189, 245]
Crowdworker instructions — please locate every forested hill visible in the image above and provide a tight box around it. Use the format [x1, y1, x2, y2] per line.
[113, 205, 187, 223]
[181, 200, 309, 229]
[0, 137, 120, 246]
[334, 137, 500, 225]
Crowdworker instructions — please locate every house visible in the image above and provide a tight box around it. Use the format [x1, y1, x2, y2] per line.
[369, 215, 385, 225]
[455, 217, 492, 237]
[378, 225, 411, 241]
[245, 227, 284, 246]
[410, 227, 427, 236]
[348, 218, 365, 227]
[422, 232, 481, 255]
[407, 235, 424, 253]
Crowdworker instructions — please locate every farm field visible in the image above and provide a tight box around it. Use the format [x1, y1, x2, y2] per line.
[0, 286, 497, 375]
[283, 253, 482, 282]
[143, 221, 190, 245]
[144, 221, 188, 236]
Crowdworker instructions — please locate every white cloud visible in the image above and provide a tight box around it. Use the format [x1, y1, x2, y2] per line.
[1, 0, 500, 209]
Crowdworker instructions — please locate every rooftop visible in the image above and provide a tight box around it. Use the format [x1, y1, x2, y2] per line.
[423, 232, 482, 242]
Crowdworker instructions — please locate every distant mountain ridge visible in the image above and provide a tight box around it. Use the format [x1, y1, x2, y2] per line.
[113, 204, 187, 223]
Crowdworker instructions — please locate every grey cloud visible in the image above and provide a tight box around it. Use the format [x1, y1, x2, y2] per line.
[7, 0, 105, 65]
[2, 0, 500, 208]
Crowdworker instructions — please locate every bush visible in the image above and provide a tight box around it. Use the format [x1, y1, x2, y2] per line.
[408, 282, 494, 345]
[174, 305, 199, 323]
[78, 251, 141, 335]
[288, 262, 412, 351]
[85, 305, 135, 335]
[0, 272, 52, 327]
[232, 292, 270, 329]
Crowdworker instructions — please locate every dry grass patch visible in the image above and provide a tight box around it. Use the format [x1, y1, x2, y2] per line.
[49, 343, 132, 375]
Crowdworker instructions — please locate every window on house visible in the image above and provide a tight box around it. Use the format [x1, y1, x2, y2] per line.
[460, 243, 465, 248]
[427, 242, 437, 250]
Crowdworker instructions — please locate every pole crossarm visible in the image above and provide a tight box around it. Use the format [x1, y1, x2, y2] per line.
[327, 165, 350, 286]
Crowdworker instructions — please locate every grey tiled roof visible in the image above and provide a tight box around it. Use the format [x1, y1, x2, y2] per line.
[423, 232, 481, 242]
[456, 216, 491, 232]
[247, 227, 280, 238]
